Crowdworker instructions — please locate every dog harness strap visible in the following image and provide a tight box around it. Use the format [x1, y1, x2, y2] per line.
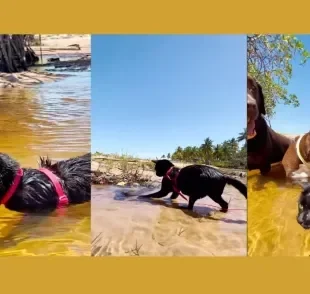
[0, 168, 23, 206]
[296, 134, 310, 169]
[39, 168, 69, 208]
[165, 167, 188, 201]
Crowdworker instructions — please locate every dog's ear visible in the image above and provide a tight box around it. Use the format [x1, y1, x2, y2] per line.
[152, 160, 158, 164]
[257, 83, 266, 115]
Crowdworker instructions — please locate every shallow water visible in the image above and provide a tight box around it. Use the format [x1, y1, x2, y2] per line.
[92, 184, 247, 256]
[248, 164, 310, 256]
[0, 71, 90, 256]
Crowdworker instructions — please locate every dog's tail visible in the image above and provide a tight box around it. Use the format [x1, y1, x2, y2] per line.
[224, 176, 247, 198]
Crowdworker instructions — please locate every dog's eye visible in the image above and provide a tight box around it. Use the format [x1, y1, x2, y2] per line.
[299, 203, 304, 211]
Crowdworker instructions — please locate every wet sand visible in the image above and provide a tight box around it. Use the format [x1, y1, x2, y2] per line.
[92, 182, 247, 256]
[248, 165, 310, 256]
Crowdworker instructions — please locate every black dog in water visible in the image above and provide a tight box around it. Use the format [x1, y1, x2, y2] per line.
[138, 159, 247, 212]
[297, 183, 310, 229]
[0, 153, 90, 213]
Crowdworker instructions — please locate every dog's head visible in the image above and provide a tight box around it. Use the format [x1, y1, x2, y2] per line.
[247, 76, 266, 139]
[297, 183, 310, 229]
[152, 159, 174, 177]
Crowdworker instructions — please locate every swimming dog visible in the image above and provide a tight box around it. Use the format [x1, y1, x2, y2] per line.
[0, 153, 90, 213]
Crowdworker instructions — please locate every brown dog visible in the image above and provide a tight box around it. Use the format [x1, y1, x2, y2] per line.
[282, 132, 310, 178]
[247, 76, 292, 175]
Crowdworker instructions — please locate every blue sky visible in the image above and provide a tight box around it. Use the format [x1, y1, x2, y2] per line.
[271, 35, 310, 135]
[91, 35, 246, 158]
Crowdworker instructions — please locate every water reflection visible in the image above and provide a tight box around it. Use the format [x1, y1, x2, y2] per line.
[0, 71, 90, 256]
[248, 164, 310, 256]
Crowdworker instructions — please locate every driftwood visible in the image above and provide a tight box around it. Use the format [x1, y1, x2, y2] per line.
[33, 56, 91, 69]
[0, 35, 38, 73]
[33, 46, 81, 52]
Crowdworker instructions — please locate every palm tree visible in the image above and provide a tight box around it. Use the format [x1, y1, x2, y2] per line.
[237, 128, 247, 142]
[213, 144, 222, 161]
[200, 137, 213, 163]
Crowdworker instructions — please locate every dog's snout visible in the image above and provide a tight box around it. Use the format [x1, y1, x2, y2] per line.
[297, 210, 310, 229]
[247, 101, 256, 111]
[247, 94, 258, 120]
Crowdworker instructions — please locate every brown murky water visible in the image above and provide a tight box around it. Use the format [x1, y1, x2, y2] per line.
[248, 164, 310, 256]
[0, 71, 90, 256]
[92, 184, 247, 256]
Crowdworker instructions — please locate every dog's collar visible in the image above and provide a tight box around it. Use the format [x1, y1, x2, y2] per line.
[0, 168, 23, 206]
[296, 134, 310, 169]
[39, 168, 69, 208]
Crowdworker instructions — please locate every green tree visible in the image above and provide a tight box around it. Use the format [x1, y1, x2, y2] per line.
[237, 128, 246, 142]
[213, 144, 223, 161]
[200, 137, 213, 164]
[247, 34, 310, 118]
[171, 146, 183, 161]
[167, 153, 171, 159]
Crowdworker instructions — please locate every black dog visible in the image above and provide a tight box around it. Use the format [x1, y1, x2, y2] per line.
[297, 183, 310, 229]
[247, 76, 292, 175]
[0, 153, 90, 213]
[138, 160, 247, 212]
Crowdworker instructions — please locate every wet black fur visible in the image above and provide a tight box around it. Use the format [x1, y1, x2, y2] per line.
[0, 153, 91, 213]
[297, 183, 310, 229]
[138, 159, 247, 212]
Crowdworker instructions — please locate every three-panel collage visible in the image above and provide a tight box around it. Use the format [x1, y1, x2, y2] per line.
[0, 34, 309, 257]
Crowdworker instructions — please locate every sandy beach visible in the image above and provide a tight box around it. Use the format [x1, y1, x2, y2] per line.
[91, 159, 247, 256]
[0, 34, 90, 89]
[32, 34, 91, 56]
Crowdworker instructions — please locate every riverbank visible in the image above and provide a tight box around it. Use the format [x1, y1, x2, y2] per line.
[0, 35, 91, 89]
[91, 155, 247, 187]
[32, 34, 91, 56]
[0, 71, 68, 89]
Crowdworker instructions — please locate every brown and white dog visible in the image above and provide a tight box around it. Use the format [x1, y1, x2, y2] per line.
[282, 132, 310, 179]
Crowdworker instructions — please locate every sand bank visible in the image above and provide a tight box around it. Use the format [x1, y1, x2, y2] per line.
[33, 34, 91, 56]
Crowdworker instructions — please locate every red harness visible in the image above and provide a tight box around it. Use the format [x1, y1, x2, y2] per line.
[164, 167, 245, 212]
[164, 167, 188, 201]
[0, 167, 69, 208]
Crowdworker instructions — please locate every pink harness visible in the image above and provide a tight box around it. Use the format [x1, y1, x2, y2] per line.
[164, 167, 188, 201]
[0, 167, 69, 208]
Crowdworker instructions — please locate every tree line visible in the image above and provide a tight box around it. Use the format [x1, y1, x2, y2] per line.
[247, 34, 310, 119]
[161, 129, 246, 169]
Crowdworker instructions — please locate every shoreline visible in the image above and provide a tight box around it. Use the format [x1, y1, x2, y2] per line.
[91, 157, 247, 187]
[0, 35, 91, 89]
